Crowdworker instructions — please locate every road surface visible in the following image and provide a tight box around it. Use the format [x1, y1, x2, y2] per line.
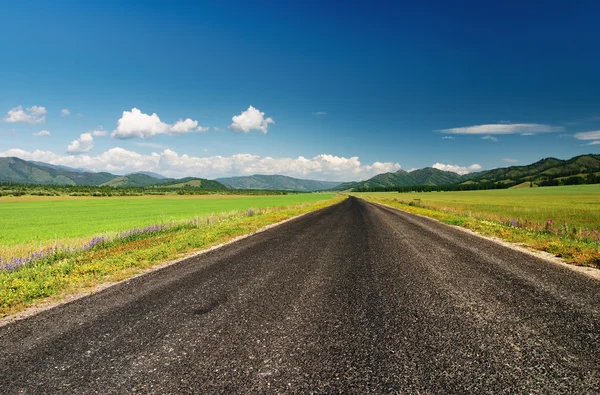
[1, 197, 599, 393]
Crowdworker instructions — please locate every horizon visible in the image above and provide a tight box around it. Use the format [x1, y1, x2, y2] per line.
[1, 0, 599, 181]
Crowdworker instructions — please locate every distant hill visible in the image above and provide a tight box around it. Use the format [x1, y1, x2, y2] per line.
[334, 168, 463, 191]
[128, 171, 167, 179]
[0, 157, 228, 190]
[157, 177, 229, 190]
[0, 157, 116, 185]
[216, 174, 342, 191]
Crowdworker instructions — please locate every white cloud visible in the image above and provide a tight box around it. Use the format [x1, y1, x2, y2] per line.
[61, 109, 70, 117]
[196, 125, 209, 132]
[437, 123, 564, 135]
[432, 163, 482, 175]
[3, 105, 47, 124]
[0, 148, 400, 181]
[585, 141, 600, 145]
[441, 136, 455, 140]
[170, 118, 198, 134]
[67, 133, 94, 153]
[502, 158, 519, 163]
[90, 129, 108, 137]
[314, 111, 327, 116]
[481, 135, 499, 142]
[230, 105, 274, 134]
[33, 130, 51, 137]
[112, 108, 206, 139]
[574, 130, 600, 140]
[214, 127, 220, 131]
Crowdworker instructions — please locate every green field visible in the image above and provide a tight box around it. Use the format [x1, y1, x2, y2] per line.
[0, 193, 335, 250]
[356, 184, 600, 229]
[357, 185, 600, 267]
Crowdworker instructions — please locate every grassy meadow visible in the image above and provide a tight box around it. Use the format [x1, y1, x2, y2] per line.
[356, 185, 600, 267]
[0, 193, 335, 253]
[0, 193, 344, 317]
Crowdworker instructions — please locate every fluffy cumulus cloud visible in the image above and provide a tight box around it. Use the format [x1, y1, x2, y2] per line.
[3, 106, 47, 124]
[230, 106, 274, 134]
[111, 108, 208, 139]
[33, 130, 51, 137]
[67, 133, 94, 153]
[0, 148, 399, 181]
[432, 163, 482, 175]
[61, 108, 70, 117]
[437, 123, 564, 135]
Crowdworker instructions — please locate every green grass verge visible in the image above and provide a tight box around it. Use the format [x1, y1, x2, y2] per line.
[359, 194, 600, 269]
[0, 193, 336, 259]
[0, 195, 345, 318]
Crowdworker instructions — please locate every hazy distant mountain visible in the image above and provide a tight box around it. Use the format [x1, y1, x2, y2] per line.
[30, 161, 91, 173]
[217, 174, 342, 191]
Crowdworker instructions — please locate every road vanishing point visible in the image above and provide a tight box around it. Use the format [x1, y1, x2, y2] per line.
[1, 197, 598, 393]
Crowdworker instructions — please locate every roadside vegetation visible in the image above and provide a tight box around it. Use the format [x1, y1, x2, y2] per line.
[356, 185, 600, 268]
[0, 193, 344, 317]
[0, 182, 299, 197]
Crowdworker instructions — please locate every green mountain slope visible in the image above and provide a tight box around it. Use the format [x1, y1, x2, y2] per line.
[216, 175, 342, 191]
[0, 157, 117, 185]
[466, 154, 600, 185]
[333, 168, 463, 191]
[0, 157, 229, 190]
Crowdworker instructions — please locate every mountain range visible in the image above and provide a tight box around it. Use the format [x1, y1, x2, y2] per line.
[1, 154, 599, 191]
[216, 175, 341, 191]
[0, 157, 227, 190]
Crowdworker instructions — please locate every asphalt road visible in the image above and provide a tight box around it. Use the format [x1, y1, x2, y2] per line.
[1, 197, 599, 393]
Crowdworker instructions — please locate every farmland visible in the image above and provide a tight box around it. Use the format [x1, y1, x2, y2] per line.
[356, 184, 600, 267]
[0, 194, 334, 247]
[355, 185, 600, 229]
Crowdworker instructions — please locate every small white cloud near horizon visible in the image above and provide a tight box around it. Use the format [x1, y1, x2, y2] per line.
[67, 133, 94, 153]
[481, 135, 499, 142]
[502, 158, 519, 163]
[3, 106, 47, 124]
[0, 148, 399, 181]
[432, 163, 482, 175]
[214, 127, 220, 131]
[437, 123, 564, 135]
[61, 109, 70, 117]
[33, 130, 51, 137]
[441, 136, 455, 140]
[112, 108, 208, 139]
[574, 130, 600, 140]
[230, 106, 274, 134]
[585, 141, 600, 145]
[314, 111, 327, 116]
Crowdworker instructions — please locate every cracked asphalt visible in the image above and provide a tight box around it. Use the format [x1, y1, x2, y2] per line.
[1, 197, 599, 393]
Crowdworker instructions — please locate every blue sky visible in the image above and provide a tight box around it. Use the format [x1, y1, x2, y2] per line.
[1, 0, 599, 180]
